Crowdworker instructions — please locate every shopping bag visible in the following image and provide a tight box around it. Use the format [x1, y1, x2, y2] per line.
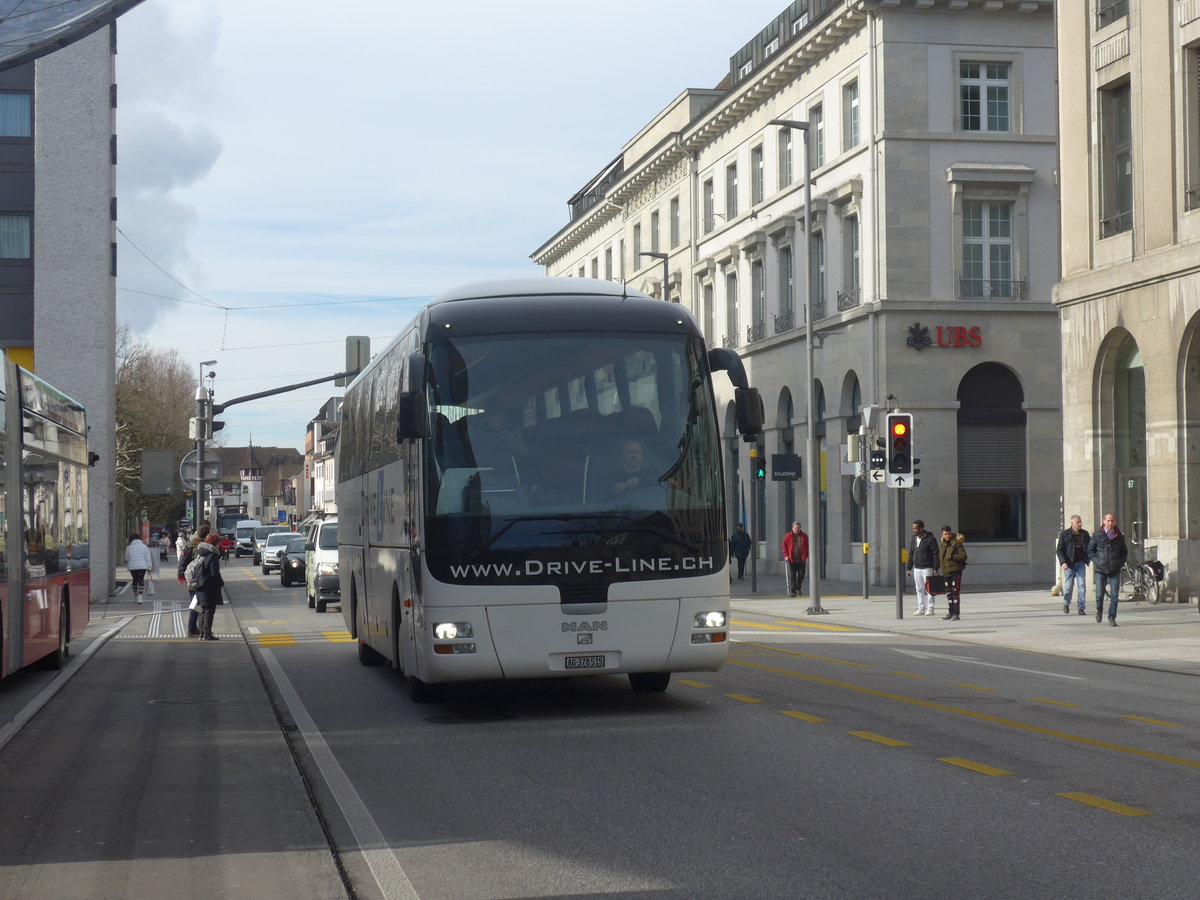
[189, 594, 199, 610]
[926, 574, 947, 595]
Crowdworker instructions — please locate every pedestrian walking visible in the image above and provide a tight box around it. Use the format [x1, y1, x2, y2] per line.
[124, 534, 154, 604]
[193, 533, 226, 641]
[158, 533, 171, 562]
[175, 531, 188, 558]
[1087, 512, 1127, 626]
[1056, 515, 1091, 615]
[907, 519, 940, 616]
[939, 526, 968, 620]
[781, 522, 808, 598]
[729, 523, 752, 580]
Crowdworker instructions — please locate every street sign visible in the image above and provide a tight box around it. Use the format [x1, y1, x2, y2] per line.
[886, 472, 912, 488]
[277, 509, 287, 523]
[869, 468, 886, 484]
[771, 453, 802, 480]
[179, 449, 223, 491]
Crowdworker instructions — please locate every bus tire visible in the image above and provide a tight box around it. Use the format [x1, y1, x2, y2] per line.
[408, 676, 436, 703]
[357, 639, 386, 667]
[39, 601, 69, 671]
[629, 672, 670, 693]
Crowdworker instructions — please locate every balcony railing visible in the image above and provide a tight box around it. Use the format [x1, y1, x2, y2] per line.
[812, 299, 827, 321]
[774, 311, 795, 334]
[746, 321, 766, 343]
[836, 288, 861, 311]
[959, 278, 1027, 300]
[1100, 210, 1133, 238]
[721, 333, 739, 349]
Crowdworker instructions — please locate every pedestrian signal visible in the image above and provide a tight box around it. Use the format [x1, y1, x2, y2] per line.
[886, 413, 913, 475]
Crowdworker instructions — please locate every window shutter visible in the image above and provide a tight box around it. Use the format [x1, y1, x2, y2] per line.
[958, 423, 1026, 490]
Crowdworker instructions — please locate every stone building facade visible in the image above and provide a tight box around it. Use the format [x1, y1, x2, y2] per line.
[533, 0, 1061, 587]
[1055, 1, 1200, 600]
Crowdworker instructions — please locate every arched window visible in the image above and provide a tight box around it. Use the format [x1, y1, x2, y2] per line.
[958, 364, 1026, 541]
[1112, 336, 1147, 540]
[843, 373, 864, 542]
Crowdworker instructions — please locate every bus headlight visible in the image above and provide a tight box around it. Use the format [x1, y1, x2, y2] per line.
[433, 622, 473, 640]
[693, 610, 727, 629]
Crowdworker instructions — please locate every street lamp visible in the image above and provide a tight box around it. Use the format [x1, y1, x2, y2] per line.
[637, 251, 671, 302]
[196, 359, 217, 529]
[768, 118, 824, 615]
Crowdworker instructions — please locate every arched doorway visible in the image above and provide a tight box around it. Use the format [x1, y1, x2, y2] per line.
[1111, 336, 1147, 543]
[958, 364, 1026, 541]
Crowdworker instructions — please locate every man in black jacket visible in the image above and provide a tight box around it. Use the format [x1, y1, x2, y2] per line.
[1056, 515, 1091, 615]
[1087, 512, 1127, 626]
[906, 520, 940, 616]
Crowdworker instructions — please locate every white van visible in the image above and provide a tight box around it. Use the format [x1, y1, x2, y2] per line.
[234, 520, 262, 557]
[305, 516, 339, 613]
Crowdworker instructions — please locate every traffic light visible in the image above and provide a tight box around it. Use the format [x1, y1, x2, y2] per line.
[754, 456, 766, 480]
[886, 413, 913, 475]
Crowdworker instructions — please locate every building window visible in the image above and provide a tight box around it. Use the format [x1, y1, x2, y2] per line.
[703, 178, 715, 232]
[1186, 46, 1200, 211]
[590, 257, 598, 279]
[726, 162, 738, 219]
[0, 214, 31, 259]
[842, 80, 859, 149]
[738, 60, 753, 79]
[604, 247, 613, 280]
[961, 201, 1014, 298]
[811, 103, 825, 167]
[960, 62, 1010, 133]
[702, 281, 715, 345]
[813, 231, 826, 318]
[1100, 80, 1133, 236]
[749, 259, 765, 341]
[843, 215, 860, 291]
[670, 196, 680, 247]
[778, 246, 794, 321]
[650, 210, 660, 254]
[1097, 0, 1128, 29]
[633, 223, 642, 265]
[764, 37, 780, 56]
[958, 363, 1027, 542]
[725, 271, 739, 347]
[778, 128, 793, 188]
[751, 145, 764, 205]
[0, 92, 31, 137]
[793, 12, 809, 34]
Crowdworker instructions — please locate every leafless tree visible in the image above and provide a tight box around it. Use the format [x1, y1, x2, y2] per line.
[115, 324, 196, 527]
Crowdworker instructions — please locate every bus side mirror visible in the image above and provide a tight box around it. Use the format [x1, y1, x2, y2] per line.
[396, 392, 428, 442]
[735, 387, 764, 442]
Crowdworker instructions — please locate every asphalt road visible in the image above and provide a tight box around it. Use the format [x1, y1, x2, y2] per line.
[2, 558, 1199, 899]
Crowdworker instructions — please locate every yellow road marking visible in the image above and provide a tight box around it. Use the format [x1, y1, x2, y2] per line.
[892, 671, 927, 679]
[955, 683, 997, 692]
[1057, 793, 1152, 816]
[257, 634, 297, 647]
[940, 758, 1013, 776]
[322, 631, 354, 643]
[726, 656, 1200, 771]
[731, 618, 860, 633]
[734, 643, 872, 668]
[1029, 698, 1079, 707]
[1120, 715, 1182, 727]
[780, 710, 826, 723]
[725, 693, 763, 704]
[850, 731, 911, 747]
[678, 679, 711, 688]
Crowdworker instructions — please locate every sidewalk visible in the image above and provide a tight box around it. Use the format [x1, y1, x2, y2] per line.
[729, 575, 1200, 677]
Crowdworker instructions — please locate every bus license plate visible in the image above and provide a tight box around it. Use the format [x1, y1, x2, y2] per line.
[565, 655, 606, 670]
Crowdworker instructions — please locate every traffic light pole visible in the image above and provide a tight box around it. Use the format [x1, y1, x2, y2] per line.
[896, 487, 906, 619]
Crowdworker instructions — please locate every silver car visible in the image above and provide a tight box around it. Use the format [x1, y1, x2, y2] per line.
[260, 531, 296, 574]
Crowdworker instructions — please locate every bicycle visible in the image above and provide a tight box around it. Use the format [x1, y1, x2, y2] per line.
[1120, 555, 1163, 605]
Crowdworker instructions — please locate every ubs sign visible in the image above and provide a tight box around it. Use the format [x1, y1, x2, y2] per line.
[906, 322, 982, 352]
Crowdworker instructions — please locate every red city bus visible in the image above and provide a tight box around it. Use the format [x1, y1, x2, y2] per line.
[1, 355, 92, 680]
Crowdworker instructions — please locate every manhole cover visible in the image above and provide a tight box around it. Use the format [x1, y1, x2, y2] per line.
[425, 713, 514, 724]
[149, 698, 227, 706]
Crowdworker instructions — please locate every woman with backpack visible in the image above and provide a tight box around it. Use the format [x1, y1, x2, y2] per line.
[193, 533, 225, 641]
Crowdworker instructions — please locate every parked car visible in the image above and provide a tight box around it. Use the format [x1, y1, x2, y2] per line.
[252, 525, 288, 565]
[261, 531, 296, 574]
[279, 534, 308, 586]
[305, 516, 339, 613]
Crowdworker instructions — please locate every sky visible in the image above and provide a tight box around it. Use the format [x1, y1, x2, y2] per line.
[115, 0, 788, 451]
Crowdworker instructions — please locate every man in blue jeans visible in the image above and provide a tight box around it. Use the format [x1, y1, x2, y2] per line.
[1056, 515, 1090, 615]
[1087, 512, 1128, 626]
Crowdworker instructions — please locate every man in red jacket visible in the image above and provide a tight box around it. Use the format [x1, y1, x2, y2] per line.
[781, 521, 809, 598]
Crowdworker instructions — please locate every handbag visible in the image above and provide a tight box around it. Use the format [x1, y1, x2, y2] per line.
[189, 594, 200, 610]
[926, 574, 947, 595]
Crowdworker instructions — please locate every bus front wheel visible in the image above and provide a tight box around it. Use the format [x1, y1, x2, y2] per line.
[629, 672, 670, 693]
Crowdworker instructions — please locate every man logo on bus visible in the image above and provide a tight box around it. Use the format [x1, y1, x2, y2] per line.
[562, 621, 607, 633]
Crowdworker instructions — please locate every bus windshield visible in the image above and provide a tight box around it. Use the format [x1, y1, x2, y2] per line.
[423, 332, 723, 556]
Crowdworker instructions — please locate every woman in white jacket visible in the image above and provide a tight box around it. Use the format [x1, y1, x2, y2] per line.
[124, 535, 155, 604]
